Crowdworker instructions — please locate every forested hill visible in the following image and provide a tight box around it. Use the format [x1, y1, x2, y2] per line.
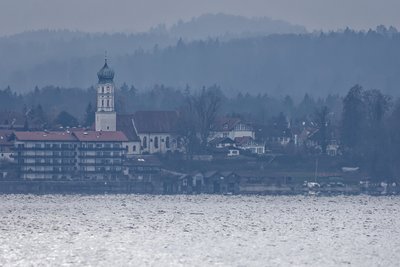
[1, 26, 399, 97]
[167, 13, 306, 39]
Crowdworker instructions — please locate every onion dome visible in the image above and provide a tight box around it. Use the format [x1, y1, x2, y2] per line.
[97, 59, 115, 84]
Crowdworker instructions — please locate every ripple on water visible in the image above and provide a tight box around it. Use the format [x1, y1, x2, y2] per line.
[0, 195, 399, 266]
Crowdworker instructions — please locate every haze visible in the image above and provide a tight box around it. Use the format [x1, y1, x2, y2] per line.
[1, 0, 400, 36]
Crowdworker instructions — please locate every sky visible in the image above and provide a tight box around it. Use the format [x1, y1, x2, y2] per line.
[0, 0, 399, 36]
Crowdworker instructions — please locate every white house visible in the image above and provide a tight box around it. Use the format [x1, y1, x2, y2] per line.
[210, 117, 255, 140]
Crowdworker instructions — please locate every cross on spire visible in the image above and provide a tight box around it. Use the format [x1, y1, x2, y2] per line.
[105, 50, 108, 64]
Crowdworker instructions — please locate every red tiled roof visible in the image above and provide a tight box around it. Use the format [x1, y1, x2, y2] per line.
[133, 111, 179, 133]
[117, 115, 140, 141]
[73, 131, 128, 142]
[14, 131, 76, 141]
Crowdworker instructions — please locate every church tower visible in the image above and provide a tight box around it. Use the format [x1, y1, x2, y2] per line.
[95, 58, 116, 131]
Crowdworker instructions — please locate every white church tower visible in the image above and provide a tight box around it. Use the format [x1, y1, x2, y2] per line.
[95, 58, 116, 131]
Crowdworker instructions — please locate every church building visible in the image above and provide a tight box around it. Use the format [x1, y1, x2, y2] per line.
[94, 59, 183, 156]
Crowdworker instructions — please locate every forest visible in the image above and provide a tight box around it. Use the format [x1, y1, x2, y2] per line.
[0, 24, 399, 98]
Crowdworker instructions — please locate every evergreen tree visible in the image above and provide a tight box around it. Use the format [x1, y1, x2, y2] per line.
[54, 111, 78, 127]
[84, 103, 95, 127]
[342, 85, 365, 149]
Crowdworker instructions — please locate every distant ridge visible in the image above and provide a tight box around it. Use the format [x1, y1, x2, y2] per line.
[166, 13, 307, 39]
[0, 15, 399, 97]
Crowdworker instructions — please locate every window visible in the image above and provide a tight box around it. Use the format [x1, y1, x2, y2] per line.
[166, 137, 170, 149]
[154, 137, 159, 149]
[133, 145, 136, 152]
[143, 137, 147, 148]
[102, 87, 104, 93]
[107, 99, 110, 107]
[102, 100, 104, 106]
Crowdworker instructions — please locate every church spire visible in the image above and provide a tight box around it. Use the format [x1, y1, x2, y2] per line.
[95, 57, 116, 132]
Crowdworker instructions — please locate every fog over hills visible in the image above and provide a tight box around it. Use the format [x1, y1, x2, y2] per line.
[0, 14, 399, 98]
[165, 13, 307, 39]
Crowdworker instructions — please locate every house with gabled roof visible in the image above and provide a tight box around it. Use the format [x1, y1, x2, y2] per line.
[234, 136, 265, 155]
[209, 117, 255, 141]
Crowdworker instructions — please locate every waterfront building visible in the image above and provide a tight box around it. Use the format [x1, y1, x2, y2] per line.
[14, 130, 128, 180]
[74, 131, 127, 180]
[14, 131, 78, 180]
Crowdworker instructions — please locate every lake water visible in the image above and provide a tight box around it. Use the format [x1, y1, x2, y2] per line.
[0, 195, 399, 266]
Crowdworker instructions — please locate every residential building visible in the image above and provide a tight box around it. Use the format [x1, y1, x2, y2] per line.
[14, 131, 78, 180]
[14, 130, 128, 180]
[234, 136, 265, 155]
[74, 131, 128, 180]
[210, 117, 255, 140]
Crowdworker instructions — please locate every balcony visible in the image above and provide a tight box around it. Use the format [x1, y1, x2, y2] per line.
[21, 162, 76, 166]
[15, 147, 76, 151]
[79, 155, 122, 158]
[78, 162, 122, 166]
[17, 154, 76, 158]
[78, 147, 125, 151]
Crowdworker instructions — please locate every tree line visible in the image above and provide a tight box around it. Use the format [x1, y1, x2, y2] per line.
[1, 83, 400, 179]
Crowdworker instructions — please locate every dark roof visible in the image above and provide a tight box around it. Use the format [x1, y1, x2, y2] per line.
[14, 131, 77, 141]
[213, 117, 242, 131]
[203, 171, 220, 178]
[133, 111, 179, 134]
[209, 137, 235, 145]
[97, 60, 115, 84]
[73, 131, 128, 142]
[256, 124, 292, 139]
[0, 130, 14, 146]
[117, 115, 140, 141]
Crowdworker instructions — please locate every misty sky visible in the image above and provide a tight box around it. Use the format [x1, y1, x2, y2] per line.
[1, 0, 399, 36]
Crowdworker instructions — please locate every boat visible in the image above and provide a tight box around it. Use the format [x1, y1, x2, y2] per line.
[307, 158, 321, 195]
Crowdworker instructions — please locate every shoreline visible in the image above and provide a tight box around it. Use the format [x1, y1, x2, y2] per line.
[0, 180, 396, 196]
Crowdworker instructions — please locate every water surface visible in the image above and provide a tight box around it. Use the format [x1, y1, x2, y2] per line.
[0, 195, 399, 266]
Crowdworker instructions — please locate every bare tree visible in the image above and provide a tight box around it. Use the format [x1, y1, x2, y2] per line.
[177, 86, 222, 153]
[193, 86, 222, 148]
[315, 106, 330, 154]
